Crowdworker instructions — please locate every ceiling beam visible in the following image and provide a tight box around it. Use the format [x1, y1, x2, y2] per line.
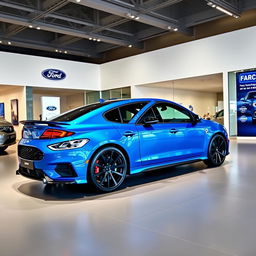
[205, 0, 240, 17]
[0, 12, 134, 47]
[5, 0, 69, 37]
[0, 36, 100, 58]
[0, 1, 133, 41]
[68, 0, 180, 31]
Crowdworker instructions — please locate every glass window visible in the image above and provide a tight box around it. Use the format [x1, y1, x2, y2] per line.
[52, 101, 118, 121]
[111, 89, 122, 99]
[119, 102, 147, 123]
[104, 108, 121, 123]
[216, 110, 224, 118]
[102, 90, 110, 100]
[121, 87, 131, 99]
[86, 91, 100, 104]
[138, 108, 156, 124]
[154, 103, 191, 123]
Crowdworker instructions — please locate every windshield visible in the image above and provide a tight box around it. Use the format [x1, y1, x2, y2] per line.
[51, 101, 120, 122]
[246, 91, 256, 99]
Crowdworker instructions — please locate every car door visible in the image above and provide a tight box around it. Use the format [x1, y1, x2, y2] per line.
[136, 102, 206, 166]
[104, 102, 148, 169]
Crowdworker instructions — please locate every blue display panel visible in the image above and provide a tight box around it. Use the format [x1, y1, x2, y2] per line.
[0, 103, 4, 118]
[237, 70, 256, 136]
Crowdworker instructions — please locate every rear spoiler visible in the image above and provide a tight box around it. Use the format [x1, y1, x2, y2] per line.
[20, 120, 69, 127]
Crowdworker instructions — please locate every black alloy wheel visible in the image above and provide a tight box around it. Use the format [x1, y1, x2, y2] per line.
[204, 134, 227, 167]
[89, 147, 127, 192]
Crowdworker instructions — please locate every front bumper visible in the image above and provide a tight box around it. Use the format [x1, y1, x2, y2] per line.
[17, 139, 93, 184]
[16, 167, 76, 184]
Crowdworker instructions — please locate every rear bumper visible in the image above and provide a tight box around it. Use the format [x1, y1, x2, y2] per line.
[0, 131, 16, 147]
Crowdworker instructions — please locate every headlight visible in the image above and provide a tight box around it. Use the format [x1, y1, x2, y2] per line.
[253, 102, 256, 107]
[48, 139, 89, 151]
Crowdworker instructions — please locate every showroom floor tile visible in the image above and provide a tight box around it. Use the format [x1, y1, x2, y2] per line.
[0, 140, 255, 256]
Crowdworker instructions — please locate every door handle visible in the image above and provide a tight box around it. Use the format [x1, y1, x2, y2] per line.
[123, 131, 136, 137]
[170, 129, 178, 134]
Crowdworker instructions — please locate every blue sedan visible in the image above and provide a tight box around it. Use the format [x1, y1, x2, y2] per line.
[17, 98, 229, 192]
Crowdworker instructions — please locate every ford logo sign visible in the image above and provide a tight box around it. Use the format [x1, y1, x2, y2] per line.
[47, 106, 57, 111]
[42, 69, 66, 81]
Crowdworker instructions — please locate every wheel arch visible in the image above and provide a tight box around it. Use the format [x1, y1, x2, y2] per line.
[207, 131, 228, 155]
[87, 143, 131, 177]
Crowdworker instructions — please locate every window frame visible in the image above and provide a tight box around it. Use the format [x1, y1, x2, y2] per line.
[103, 101, 149, 124]
[136, 102, 195, 125]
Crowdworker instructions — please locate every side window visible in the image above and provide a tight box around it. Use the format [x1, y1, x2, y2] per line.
[119, 102, 147, 123]
[104, 108, 121, 123]
[216, 110, 224, 118]
[154, 103, 191, 123]
[138, 108, 156, 124]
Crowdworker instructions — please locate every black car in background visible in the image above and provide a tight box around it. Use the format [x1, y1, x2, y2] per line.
[0, 118, 16, 152]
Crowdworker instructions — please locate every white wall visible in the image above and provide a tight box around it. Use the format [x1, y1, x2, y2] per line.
[133, 86, 217, 116]
[100, 26, 256, 89]
[0, 52, 100, 90]
[0, 87, 26, 139]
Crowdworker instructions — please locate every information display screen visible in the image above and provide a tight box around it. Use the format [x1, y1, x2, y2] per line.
[236, 70, 256, 136]
[41, 96, 60, 121]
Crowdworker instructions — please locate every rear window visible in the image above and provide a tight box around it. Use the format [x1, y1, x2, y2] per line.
[51, 101, 119, 121]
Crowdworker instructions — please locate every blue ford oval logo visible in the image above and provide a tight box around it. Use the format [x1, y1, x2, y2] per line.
[42, 69, 66, 80]
[47, 106, 57, 111]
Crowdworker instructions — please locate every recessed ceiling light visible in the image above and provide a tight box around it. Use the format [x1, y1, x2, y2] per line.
[8, 41, 11, 45]
[55, 49, 58, 52]
[64, 51, 67, 54]
[76, 0, 81, 2]
[0, 41, 2, 44]
[36, 26, 41, 30]
[128, 44, 132, 48]
[167, 26, 172, 30]
[97, 39, 101, 42]
[29, 25, 33, 28]
[93, 38, 97, 41]
[89, 37, 92, 40]
[135, 16, 140, 20]
[173, 28, 178, 31]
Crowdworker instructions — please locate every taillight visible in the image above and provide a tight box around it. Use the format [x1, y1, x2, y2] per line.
[40, 129, 74, 139]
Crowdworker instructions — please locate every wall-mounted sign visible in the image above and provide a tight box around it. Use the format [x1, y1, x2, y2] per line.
[46, 106, 57, 111]
[41, 69, 66, 81]
[237, 70, 256, 136]
[238, 71, 256, 84]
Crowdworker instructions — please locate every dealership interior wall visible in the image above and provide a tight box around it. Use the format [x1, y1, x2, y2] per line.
[1, 25, 256, 137]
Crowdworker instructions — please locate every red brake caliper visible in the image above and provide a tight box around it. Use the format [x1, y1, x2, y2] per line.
[94, 160, 100, 174]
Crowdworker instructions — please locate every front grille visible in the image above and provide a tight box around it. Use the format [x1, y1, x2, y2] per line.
[0, 126, 14, 133]
[18, 167, 45, 180]
[18, 145, 44, 160]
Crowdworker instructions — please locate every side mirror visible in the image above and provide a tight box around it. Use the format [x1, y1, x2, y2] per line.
[143, 117, 159, 126]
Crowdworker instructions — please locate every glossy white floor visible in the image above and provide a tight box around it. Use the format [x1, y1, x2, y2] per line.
[0, 140, 255, 256]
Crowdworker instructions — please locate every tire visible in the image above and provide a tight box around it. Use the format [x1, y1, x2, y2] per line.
[88, 147, 127, 192]
[0, 146, 8, 152]
[204, 134, 227, 167]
